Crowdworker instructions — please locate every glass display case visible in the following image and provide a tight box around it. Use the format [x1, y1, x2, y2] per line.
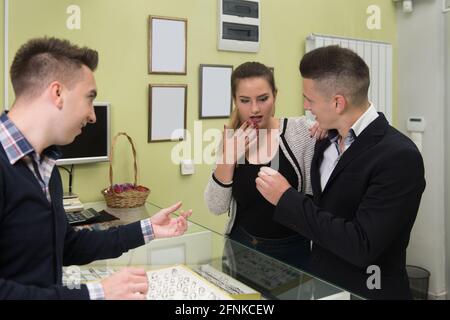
[64, 201, 360, 300]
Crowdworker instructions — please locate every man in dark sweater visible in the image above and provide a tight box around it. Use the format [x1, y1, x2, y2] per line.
[255, 46, 425, 299]
[0, 37, 192, 299]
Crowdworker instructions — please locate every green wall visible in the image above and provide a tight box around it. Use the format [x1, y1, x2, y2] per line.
[3, 0, 397, 233]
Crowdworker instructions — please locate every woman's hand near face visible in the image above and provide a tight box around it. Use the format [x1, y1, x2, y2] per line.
[309, 122, 328, 140]
[221, 120, 259, 165]
[213, 121, 258, 185]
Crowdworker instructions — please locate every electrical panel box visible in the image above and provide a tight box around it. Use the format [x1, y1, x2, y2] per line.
[218, 0, 260, 53]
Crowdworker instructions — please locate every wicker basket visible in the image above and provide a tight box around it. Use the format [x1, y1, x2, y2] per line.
[101, 132, 150, 208]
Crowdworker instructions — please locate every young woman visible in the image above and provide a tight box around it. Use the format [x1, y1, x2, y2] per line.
[204, 62, 323, 270]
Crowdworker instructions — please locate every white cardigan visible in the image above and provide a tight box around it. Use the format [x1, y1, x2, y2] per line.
[204, 117, 316, 235]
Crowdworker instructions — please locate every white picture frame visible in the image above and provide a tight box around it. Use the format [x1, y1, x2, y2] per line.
[148, 16, 187, 74]
[199, 64, 233, 119]
[148, 84, 187, 142]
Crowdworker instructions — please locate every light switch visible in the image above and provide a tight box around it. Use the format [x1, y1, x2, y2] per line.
[406, 117, 425, 132]
[406, 117, 425, 153]
[181, 159, 195, 175]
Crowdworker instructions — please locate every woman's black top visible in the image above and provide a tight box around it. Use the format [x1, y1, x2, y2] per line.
[232, 142, 299, 239]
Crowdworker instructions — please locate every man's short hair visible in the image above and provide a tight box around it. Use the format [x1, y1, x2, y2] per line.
[10, 37, 98, 98]
[299, 45, 370, 106]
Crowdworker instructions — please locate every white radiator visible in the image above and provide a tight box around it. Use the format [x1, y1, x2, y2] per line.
[306, 33, 393, 123]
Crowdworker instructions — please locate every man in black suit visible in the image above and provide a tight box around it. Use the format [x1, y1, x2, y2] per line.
[255, 45, 425, 299]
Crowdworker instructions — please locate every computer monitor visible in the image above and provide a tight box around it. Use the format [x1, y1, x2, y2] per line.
[57, 102, 111, 166]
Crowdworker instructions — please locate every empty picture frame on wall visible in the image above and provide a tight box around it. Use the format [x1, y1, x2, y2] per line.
[148, 84, 187, 142]
[199, 64, 233, 119]
[148, 16, 187, 74]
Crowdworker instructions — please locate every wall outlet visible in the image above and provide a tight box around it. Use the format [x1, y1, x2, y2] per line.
[181, 159, 195, 175]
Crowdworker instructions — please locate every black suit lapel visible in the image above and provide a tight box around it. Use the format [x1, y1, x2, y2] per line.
[311, 139, 330, 200]
[320, 113, 389, 196]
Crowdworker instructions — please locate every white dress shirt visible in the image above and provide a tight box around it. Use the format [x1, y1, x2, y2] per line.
[320, 104, 379, 191]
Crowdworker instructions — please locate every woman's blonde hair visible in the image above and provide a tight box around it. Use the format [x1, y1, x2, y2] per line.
[229, 62, 277, 129]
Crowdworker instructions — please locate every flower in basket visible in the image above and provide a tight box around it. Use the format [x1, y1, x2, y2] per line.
[105, 183, 149, 194]
[135, 185, 148, 192]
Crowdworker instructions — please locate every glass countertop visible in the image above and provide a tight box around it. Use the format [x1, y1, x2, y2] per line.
[69, 201, 361, 300]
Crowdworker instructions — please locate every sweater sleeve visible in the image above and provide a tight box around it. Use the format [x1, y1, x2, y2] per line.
[204, 172, 233, 215]
[297, 117, 315, 196]
[62, 221, 145, 266]
[284, 117, 316, 196]
[0, 278, 90, 299]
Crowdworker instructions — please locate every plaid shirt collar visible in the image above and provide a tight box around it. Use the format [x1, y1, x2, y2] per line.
[0, 112, 61, 164]
[326, 103, 378, 151]
[328, 129, 355, 143]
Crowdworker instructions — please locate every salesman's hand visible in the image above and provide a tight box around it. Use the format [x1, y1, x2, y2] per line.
[150, 201, 192, 238]
[101, 267, 148, 300]
[256, 167, 292, 206]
